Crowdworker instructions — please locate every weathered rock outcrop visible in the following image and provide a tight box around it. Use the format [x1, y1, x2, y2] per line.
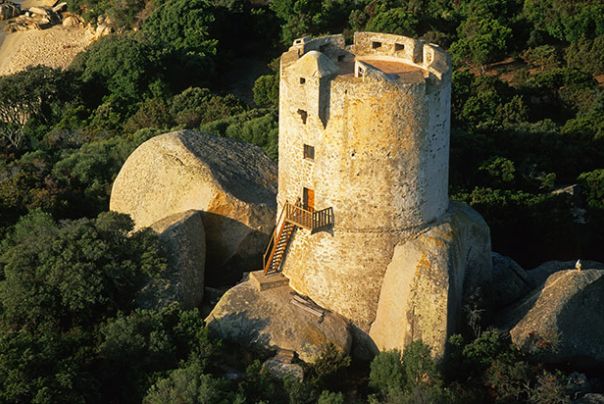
[0, 2, 20, 21]
[527, 260, 604, 286]
[148, 210, 205, 309]
[110, 130, 277, 284]
[205, 279, 351, 363]
[368, 202, 492, 357]
[501, 266, 604, 367]
[490, 252, 534, 309]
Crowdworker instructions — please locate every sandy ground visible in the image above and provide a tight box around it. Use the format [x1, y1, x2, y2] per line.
[0, 25, 95, 76]
[0, 0, 95, 76]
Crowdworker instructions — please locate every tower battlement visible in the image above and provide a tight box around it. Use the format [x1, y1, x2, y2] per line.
[282, 32, 450, 83]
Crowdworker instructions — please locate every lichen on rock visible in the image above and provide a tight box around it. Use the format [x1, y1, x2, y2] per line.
[369, 201, 492, 357]
[205, 279, 351, 363]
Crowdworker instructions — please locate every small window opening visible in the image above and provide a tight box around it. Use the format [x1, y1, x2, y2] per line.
[303, 144, 315, 160]
[337, 54, 346, 62]
[394, 43, 405, 52]
[371, 41, 382, 49]
[300, 77, 306, 84]
[297, 109, 308, 124]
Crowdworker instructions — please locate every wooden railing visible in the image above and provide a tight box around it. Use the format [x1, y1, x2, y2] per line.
[312, 206, 334, 231]
[284, 202, 334, 231]
[261, 201, 335, 273]
[262, 205, 286, 270]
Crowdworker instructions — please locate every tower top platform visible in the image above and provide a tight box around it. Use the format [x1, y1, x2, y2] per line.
[282, 32, 450, 83]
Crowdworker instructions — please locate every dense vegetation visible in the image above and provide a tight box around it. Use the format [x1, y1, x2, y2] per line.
[0, 0, 603, 402]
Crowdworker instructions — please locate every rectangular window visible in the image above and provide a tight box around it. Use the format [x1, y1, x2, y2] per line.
[394, 43, 405, 52]
[337, 54, 346, 62]
[303, 144, 315, 160]
[371, 41, 382, 49]
[300, 77, 306, 84]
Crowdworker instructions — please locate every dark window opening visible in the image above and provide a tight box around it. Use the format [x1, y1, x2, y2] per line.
[337, 54, 346, 62]
[303, 144, 315, 160]
[395, 43, 405, 51]
[300, 77, 306, 84]
[371, 41, 382, 49]
[297, 109, 308, 124]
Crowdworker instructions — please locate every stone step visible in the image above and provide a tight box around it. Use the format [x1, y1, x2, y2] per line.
[250, 270, 289, 291]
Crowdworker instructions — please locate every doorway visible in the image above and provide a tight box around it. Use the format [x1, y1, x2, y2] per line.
[303, 188, 315, 211]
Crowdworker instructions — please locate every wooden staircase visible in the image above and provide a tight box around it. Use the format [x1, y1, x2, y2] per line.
[263, 219, 296, 273]
[262, 201, 334, 274]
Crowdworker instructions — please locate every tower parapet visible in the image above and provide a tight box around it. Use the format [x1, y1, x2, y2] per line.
[277, 32, 452, 337]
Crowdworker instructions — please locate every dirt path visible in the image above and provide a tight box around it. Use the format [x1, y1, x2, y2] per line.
[0, 25, 95, 76]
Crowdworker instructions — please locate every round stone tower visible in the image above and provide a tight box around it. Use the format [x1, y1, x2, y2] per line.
[277, 32, 452, 334]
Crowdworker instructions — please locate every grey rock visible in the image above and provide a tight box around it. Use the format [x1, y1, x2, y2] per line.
[567, 372, 592, 397]
[206, 280, 351, 363]
[501, 267, 604, 367]
[263, 359, 304, 381]
[490, 252, 534, 308]
[369, 202, 492, 358]
[527, 260, 604, 286]
[0, 2, 20, 20]
[139, 210, 205, 309]
[110, 130, 277, 285]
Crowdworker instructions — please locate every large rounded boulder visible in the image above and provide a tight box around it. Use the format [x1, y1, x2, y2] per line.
[206, 277, 352, 363]
[110, 130, 277, 285]
[500, 265, 604, 367]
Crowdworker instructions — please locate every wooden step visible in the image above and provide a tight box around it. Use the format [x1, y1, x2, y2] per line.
[250, 270, 290, 291]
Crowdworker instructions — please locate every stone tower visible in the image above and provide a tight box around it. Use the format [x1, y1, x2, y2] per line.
[206, 32, 491, 359]
[277, 33, 452, 337]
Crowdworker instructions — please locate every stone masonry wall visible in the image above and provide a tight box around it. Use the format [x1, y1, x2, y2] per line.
[278, 33, 451, 339]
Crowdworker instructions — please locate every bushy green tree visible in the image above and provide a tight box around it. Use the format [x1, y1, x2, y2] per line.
[565, 36, 604, 76]
[522, 45, 560, 72]
[479, 157, 516, 185]
[269, 0, 356, 45]
[369, 342, 444, 403]
[253, 74, 279, 108]
[365, 7, 419, 37]
[51, 128, 160, 217]
[144, 362, 238, 404]
[71, 36, 162, 108]
[170, 87, 245, 128]
[0, 66, 76, 152]
[578, 169, 604, 209]
[142, 0, 217, 57]
[450, 16, 512, 66]
[369, 350, 405, 395]
[0, 211, 166, 327]
[523, 0, 604, 43]
[202, 109, 278, 159]
[318, 390, 345, 404]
